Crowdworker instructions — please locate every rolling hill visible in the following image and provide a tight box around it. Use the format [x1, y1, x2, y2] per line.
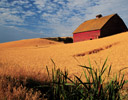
[0, 32, 128, 81]
[0, 38, 62, 49]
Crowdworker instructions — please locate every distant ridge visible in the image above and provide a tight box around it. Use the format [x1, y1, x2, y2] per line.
[0, 38, 62, 48]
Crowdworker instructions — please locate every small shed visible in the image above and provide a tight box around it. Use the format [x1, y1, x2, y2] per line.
[73, 14, 127, 42]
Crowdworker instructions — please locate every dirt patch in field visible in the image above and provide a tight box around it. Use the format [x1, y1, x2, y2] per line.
[73, 42, 119, 57]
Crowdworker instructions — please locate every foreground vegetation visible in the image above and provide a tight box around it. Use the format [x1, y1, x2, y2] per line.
[0, 58, 128, 100]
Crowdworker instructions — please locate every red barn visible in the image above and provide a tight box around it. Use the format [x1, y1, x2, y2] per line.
[73, 14, 127, 42]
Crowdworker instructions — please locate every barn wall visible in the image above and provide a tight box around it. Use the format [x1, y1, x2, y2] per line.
[73, 30, 100, 42]
[100, 14, 128, 37]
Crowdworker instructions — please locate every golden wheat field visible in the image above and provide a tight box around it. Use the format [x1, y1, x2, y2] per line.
[0, 32, 128, 82]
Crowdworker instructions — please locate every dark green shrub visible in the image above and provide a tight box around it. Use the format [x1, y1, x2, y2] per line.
[64, 37, 73, 43]
[57, 37, 62, 42]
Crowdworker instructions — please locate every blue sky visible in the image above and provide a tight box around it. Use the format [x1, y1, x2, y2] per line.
[0, 0, 128, 43]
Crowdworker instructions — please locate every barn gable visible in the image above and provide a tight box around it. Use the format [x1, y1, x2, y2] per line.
[100, 14, 128, 37]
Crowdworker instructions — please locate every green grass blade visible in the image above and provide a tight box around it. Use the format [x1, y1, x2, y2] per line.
[83, 69, 89, 83]
[74, 75, 90, 91]
[108, 64, 112, 77]
[46, 66, 50, 80]
[120, 74, 124, 84]
[94, 60, 98, 66]
[61, 73, 76, 85]
[51, 59, 55, 66]
[51, 59, 56, 71]
[101, 57, 108, 73]
[79, 65, 92, 69]
[94, 69, 97, 80]
[88, 57, 92, 68]
[119, 67, 128, 72]
[101, 65, 109, 76]
[80, 72, 83, 80]
[64, 83, 74, 86]
[124, 80, 128, 84]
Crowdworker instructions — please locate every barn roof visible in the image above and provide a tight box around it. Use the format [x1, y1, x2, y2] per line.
[73, 14, 116, 34]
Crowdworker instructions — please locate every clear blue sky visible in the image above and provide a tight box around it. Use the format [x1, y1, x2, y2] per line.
[0, 0, 128, 43]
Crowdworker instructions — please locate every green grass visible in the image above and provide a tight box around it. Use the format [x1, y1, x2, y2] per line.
[44, 58, 128, 100]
